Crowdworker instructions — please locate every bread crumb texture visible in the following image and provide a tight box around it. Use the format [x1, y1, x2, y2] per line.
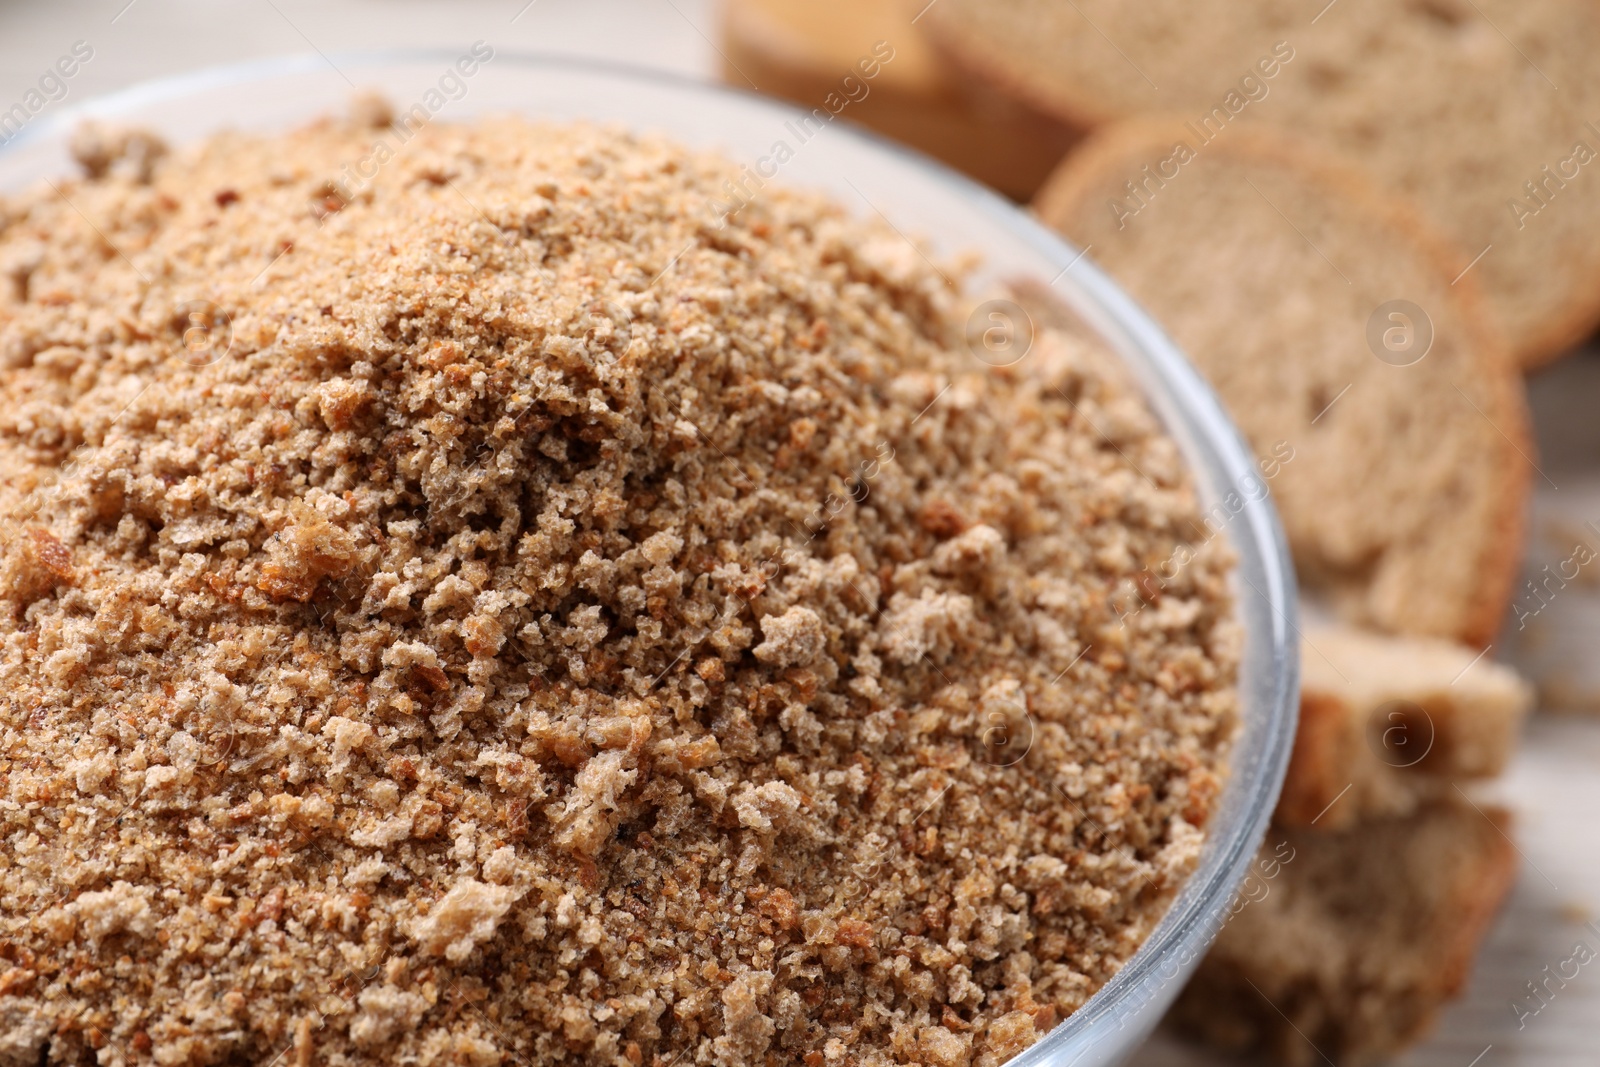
[0, 115, 1237, 1066]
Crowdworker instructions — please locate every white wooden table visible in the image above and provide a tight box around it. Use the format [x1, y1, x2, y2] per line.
[2, 2, 1596, 1063]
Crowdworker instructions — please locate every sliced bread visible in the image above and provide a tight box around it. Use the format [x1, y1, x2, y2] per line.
[1284, 623, 1534, 828]
[921, 0, 1600, 366]
[718, 0, 1078, 199]
[1033, 121, 1531, 645]
[1170, 799, 1518, 1065]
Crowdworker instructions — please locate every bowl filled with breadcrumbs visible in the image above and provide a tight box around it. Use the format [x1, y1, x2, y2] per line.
[0, 53, 1298, 1067]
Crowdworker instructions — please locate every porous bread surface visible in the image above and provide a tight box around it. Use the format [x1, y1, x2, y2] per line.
[1170, 799, 1517, 1066]
[1280, 623, 1533, 828]
[1034, 121, 1530, 646]
[923, 0, 1600, 366]
[0, 115, 1239, 1066]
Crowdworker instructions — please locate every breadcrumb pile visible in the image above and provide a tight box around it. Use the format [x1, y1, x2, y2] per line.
[0, 109, 1237, 1067]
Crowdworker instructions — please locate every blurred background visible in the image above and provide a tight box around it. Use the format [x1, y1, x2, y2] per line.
[1, 1, 1596, 1065]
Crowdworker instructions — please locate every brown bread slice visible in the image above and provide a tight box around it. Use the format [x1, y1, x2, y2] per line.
[1034, 121, 1531, 645]
[1284, 623, 1533, 828]
[718, 0, 1077, 199]
[921, 0, 1600, 367]
[1170, 799, 1518, 1065]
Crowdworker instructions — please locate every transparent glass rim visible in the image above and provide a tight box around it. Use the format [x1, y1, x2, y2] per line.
[0, 50, 1300, 1065]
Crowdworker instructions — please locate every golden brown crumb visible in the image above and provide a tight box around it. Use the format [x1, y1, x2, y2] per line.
[0, 113, 1236, 1066]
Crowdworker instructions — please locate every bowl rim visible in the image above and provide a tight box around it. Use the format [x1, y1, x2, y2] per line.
[0, 48, 1300, 1063]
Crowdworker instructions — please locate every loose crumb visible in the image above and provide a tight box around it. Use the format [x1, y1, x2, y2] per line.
[0, 111, 1237, 1066]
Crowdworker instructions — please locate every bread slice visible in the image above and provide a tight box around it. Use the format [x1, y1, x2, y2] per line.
[1170, 799, 1517, 1065]
[921, 0, 1600, 367]
[1033, 121, 1531, 645]
[718, 0, 1078, 199]
[1284, 623, 1533, 828]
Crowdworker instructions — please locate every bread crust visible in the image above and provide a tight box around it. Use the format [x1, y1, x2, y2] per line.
[1032, 119, 1532, 647]
[1276, 691, 1352, 827]
[718, 0, 1078, 199]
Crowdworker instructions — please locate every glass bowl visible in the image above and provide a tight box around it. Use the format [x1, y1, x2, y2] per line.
[0, 51, 1299, 1067]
